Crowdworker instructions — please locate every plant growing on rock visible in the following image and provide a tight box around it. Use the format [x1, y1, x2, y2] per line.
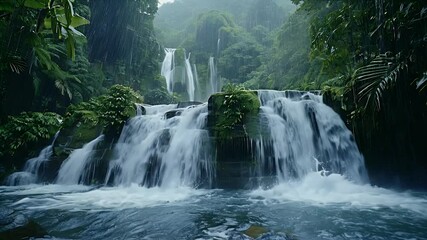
[98, 85, 143, 136]
[211, 83, 260, 138]
[63, 84, 142, 137]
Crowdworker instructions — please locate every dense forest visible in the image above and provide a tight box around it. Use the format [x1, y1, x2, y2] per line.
[0, 0, 426, 189]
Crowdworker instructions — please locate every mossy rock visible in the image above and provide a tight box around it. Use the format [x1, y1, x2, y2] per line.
[55, 84, 143, 156]
[208, 90, 260, 138]
[243, 225, 268, 239]
[54, 121, 103, 157]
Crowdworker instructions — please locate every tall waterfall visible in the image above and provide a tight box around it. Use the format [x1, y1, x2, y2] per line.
[56, 135, 105, 185]
[161, 48, 176, 94]
[185, 53, 195, 101]
[193, 64, 200, 100]
[161, 48, 196, 101]
[106, 104, 213, 188]
[217, 38, 221, 56]
[254, 90, 368, 184]
[6, 132, 59, 186]
[208, 57, 219, 96]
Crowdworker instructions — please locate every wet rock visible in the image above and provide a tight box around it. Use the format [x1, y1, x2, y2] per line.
[0, 208, 14, 226]
[0, 208, 48, 239]
[165, 109, 183, 119]
[243, 225, 268, 239]
[0, 220, 48, 240]
[177, 101, 203, 108]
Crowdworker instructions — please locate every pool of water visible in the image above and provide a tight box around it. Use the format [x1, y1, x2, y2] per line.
[1, 173, 427, 239]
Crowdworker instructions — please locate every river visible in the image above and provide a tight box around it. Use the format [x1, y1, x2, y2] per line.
[1, 172, 427, 239]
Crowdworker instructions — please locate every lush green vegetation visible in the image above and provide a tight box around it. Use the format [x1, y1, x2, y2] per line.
[0, 112, 61, 158]
[210, 84, 260, 138]
[0, 0, 161, 121]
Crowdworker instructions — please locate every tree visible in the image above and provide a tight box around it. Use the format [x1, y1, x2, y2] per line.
[0, 0, 89, 119]
[87, 0, 159, 91]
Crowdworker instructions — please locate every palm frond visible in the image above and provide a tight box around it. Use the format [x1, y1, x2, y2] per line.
[416, 72, 427, 92]
[353, 54, 406, 112]
[7, 55, 27, 74]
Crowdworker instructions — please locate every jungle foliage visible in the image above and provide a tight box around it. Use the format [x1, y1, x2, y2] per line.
[0, 112, 61, 158]
[0, 0, 160, 121]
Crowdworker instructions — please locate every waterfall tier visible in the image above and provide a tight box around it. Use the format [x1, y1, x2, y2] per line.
[6, 90, 368, 189]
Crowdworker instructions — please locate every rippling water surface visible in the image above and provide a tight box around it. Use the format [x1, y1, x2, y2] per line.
[1, 174, 427, 240]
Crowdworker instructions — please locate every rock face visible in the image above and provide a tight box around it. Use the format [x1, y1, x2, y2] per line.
[207, 91, 270, 189]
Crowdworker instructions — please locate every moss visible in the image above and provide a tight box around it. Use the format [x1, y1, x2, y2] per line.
[209, 90, 260, 138]
[243, 225, 268, 239]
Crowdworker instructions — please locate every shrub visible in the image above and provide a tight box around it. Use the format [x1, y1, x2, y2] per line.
[0, 112, 62, 157]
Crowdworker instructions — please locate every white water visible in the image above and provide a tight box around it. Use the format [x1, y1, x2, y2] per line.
[161, 48, 176, 94]
[6, 132, 58, 186]
[185, 52, 196, 101]
[255, 90, 368, 184]
[250, 172, 427, 215]
[10, 185, 206, 211]
[217, 38, 221, 55]
[208, 56, 219, 97]
[56, 135, 105, 185]
[193, 63, 200, 100]
[161, 48, 197, 101]
[106, 104, 213, 188]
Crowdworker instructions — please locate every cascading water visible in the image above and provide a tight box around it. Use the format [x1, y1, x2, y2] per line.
[254, 90, 368, 184]
[161, 48, 176, 94]
[56, 135, 105, 185]
[208, 57, 218, 96]
[106, 104, 213, 188]
[6, 132, 59, 186]
[161, 48, 197, 101]
[193, 63, 200, 100]
[217, 38, 221, 56]
[185, 52, 196, 101]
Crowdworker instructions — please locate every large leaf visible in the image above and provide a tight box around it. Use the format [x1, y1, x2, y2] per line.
[65, 29, 75, 60]
[353, 54, 405, 112]
[70, 14, 90, 28]
[24, 0, 48, 9]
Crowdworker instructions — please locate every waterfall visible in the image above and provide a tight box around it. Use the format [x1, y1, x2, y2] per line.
[5, 90, 368, 189]
[56, 135, 105, 185]
[161, 48, 176, 94]
[217, 38, 221, 56]
[106, 104, 213, 188]
[161, 48, 197, 101]
[254, 90, 368, 184]
[193, 63, 200, 100]
[6, 132, 59, 186]
[208, 57, 218, 96]
[185, 52, 195, 101]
